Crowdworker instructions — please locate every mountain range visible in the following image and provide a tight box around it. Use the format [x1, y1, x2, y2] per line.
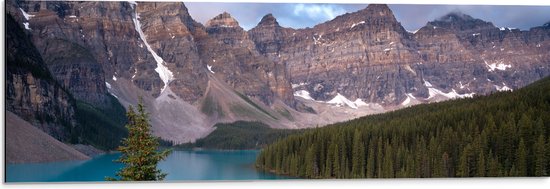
[6, 1, 550, 147]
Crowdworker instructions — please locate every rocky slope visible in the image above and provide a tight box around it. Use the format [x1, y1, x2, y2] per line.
[10, 1, 302, 143]
[6, 111, 90, 163]
[8, 1, 550, 144]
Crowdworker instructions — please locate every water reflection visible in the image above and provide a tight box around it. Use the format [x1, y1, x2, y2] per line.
[6, 150, 289, 182]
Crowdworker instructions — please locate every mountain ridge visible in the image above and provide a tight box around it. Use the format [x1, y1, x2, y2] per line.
[8, 1, 550, 144]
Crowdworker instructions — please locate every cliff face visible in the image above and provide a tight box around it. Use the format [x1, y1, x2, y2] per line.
[198, 12, 294, 106]
[250, 4, 424, 104]
[6, 13, 76, 141]
[8, 1, 550, 143]
[133, 2, 208, 101]
[413, 12, 550, 97]
[14, 1, 138, 107]
[250, 4, 550, 106]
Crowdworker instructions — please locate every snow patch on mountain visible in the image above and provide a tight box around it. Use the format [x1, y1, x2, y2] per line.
[401, 93, 417, 106]
[401, 96, 411, 106]
[292, 82, 308, 89]
[294, 90, 314, 100]
[327, 93, 359, 109]
[350, 21, 365, 29]
[23, 22, 31, 30]
[495, 83, 513, 92]
[423, 79, 433, 87]
[131, 2, 174, 93]
[207, 64, 215, 73]
[485, 61, 511, 72]
[19, 8, 34, 20]
[428, 88, 474, 99]
[354, 98, 368, 107]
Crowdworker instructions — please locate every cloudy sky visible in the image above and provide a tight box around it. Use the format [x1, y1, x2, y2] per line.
[185, 2, 550, 31]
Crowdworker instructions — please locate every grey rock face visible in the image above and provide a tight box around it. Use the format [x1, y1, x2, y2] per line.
[198, 12, 294, 106]
[8, 1, 550, 143]
[250, 4, 550, 105]
[6, 13, 76, 141]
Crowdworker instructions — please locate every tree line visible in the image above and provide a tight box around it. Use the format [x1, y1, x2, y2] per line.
[176, 121, 303, 149]
[256, 77, 550, 178]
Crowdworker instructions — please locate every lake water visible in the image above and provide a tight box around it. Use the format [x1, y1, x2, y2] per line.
[5, 150, 289, 182]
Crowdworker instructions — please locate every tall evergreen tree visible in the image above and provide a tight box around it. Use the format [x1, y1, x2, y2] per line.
[107, 102, 171, 181]
[534, 135, 546, 176]
[516, 139, 527, 176]
[477, 150, 486, 177]
[351, 130, 365, 178]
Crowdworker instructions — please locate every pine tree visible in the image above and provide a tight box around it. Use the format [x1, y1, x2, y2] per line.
[351, 130, 365, 178]
[534, 135, 546, 176]
[107, 102, 171, 181]
[516, 139, 527, 176]
[366, 140, 376, 178]
[477, 150, 486, 177]
[333, 144, 341, 178]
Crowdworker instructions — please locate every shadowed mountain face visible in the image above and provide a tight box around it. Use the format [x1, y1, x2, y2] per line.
[7, 1, 550, 143]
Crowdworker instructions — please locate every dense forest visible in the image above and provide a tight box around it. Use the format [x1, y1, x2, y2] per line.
[72, 94, 128, 150]
[176, 121, 302, 149]
[256, 77, 550, 178]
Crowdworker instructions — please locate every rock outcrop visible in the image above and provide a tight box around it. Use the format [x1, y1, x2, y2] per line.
[250, 4, 550, 106]
[8, 1, 550, 144]
[198, 12, 294, 106]
[6, 12, 76, 141]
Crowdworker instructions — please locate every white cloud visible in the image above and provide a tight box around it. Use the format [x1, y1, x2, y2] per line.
[292, 4, 347, 21]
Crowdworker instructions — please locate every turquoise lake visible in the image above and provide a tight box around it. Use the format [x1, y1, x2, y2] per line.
[6, 150, 289, 182]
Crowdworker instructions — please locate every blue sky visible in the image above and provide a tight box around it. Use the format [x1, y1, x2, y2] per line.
[185, 2, 550, 31]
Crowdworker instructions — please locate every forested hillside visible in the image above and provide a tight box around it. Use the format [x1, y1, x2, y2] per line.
[177, 121, 303, 149]
[256, 77, 550, 178]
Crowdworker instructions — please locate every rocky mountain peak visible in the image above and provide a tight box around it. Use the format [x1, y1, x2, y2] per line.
[348, 3, 401, 30]
[361, 4, 393, 17]
[437, 11, 475, 22]
[429, 11, 495, 30]
[257, 13, 279, 27]
[205, 12, 240, 28]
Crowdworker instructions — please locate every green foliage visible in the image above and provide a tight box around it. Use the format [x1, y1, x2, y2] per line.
[108, 102, 171, 181]
[256, 77, 550, 178]
[73, 94, 127, 150]
[235, 92, 277, 120]
[177, 121, 303, 149]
